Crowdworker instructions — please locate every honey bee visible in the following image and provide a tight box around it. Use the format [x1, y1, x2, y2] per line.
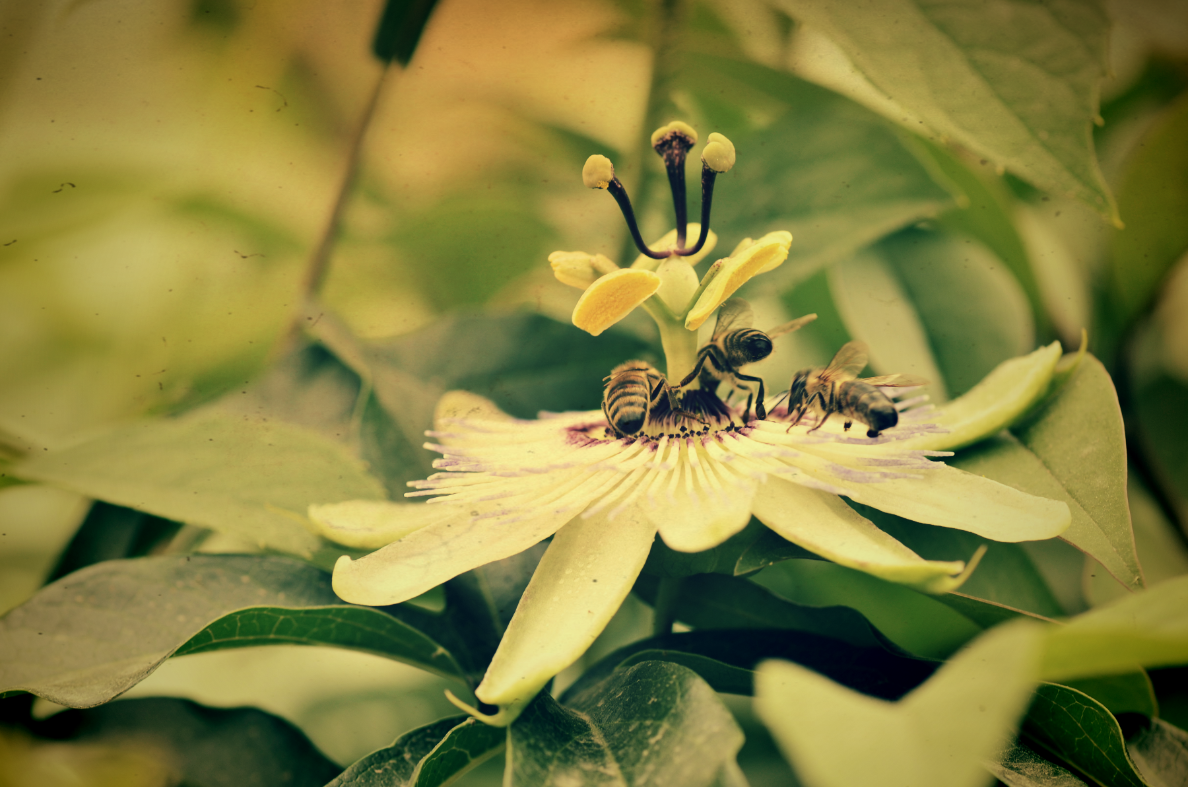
[602, 360, 704, 438]
[676, 299, 817, 421]
[784, 341, 928, 437]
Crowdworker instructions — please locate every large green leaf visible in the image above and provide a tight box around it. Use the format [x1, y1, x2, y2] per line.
[755, 620, 1046, 787]
[0, 556, 465, 708]
[1110, 93, 1188, 324]
[777, 0, 1116, 219]
[562, 629, 938, 704]
[683, 55, 956, 287]
[328, 716, 504, 787]
[510, 661, 743, 787]
[1043, 574, 1188, 682]
[10, 411, 387, 557]
[1023, 684, 1148, 787]
[33, 697, 341, 787]
[1013, 355, 1141, 590]
[633, 572, 891, 651]
[752, 558, 982, 659]
[989, 742, 1090, 787]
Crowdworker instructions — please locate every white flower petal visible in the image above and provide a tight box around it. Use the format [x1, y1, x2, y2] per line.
[332, 504, 576, 606]
[475, 504, 656, 711]
[309, 500, 448, 550]
[751, 478, 971, 592]
[650, 440, 758, 552]
[837, 463, 1071, 542]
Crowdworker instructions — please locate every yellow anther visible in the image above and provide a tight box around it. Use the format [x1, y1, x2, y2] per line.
[571, 268, 661, 336]
[549, 251, 617, 289]
[582, 155, 615, 189]
[650, 120, 698, 149]
[701, 132, 736, 173]
[685, 230, 792, 330]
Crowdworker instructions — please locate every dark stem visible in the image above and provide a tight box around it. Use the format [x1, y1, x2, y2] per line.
[651, 575, 684, 636]
[675, 166, 717, 256]
[665, 154, 688, 247]
[299, 64, 391, 304]
[608, 178, 669, 259]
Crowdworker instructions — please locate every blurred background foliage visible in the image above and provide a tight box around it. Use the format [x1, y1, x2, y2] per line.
[2, 0, 1188, 783]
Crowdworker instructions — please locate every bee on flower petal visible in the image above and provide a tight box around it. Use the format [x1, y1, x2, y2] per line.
[676, 298, 816, 421]
[603, 360, 706, 439]
[784, 341, 929, 438]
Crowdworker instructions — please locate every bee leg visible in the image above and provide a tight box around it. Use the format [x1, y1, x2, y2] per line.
[675, 351, 711, 389]
[660, 381, 708, 426]
[806, 410, 833, 433]
[730, 372, 766, 420]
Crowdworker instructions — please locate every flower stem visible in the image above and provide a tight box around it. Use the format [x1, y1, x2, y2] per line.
[652, 576, 684, 637]
[651, 308, 699, 383]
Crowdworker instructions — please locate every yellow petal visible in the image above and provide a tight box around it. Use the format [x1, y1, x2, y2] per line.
[309, 500, 447, 550]
[475, 505, 656, 719]
[685, 230, 792, 330]
[548, 251, 617, 290]
[571, 268, 661, 336]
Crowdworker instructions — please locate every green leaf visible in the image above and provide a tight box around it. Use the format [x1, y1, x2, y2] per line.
[33, 697, 341, 787]
[752, 558, 983, 659]
[44, 501, 181, 583]
[1043, 575, 1188, 683]
[756, 619, 1046, 787]
[988, 743, 1090, 787]
[1023, 684, 1148, 787]
[0, 556, 466, 708]
[1061, 672, 1158, 718]
[1128, 718, 1188, 787]
[328, 716, 504, 787]
[853, 502, 1067, 618]
[1110, 93, 1188, 324]
[562, 629, 939, 704]
[778, 0, 1117, 219]
[510, 661, 743, 787]
[878, 228, 1035, 397]
[684, 55, 956, 287]
[10, 412, 387, 557]
[1013, 355, 1142, 590]
[634, 572, 893, 651]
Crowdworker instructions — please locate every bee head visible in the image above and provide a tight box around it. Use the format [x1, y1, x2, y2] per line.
[788, 370, 808, 402]
[740, 333, 773, 363]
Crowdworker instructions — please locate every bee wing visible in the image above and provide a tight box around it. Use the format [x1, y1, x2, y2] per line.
[712, 298, 753, 339]
[821, 341, 869, 381]
[860, 373, 931, 387]
[765, 313, 817, 339]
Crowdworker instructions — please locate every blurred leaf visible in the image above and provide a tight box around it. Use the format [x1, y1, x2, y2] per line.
[988, 742, 1089, 787]
[1110, 94, 1188, 325]
[1013, 356, 1141, 590]
[563, 628, 938, 705]
[390, 192, 557, 311]
[853, 503, 1066, 617]
[1128, 718, 1188, 787]
[777, 0, 1116, 219]
[372, 0, 440, 65]
[316, 311, 652, 489]
[755, 620, 1046, 787]
[0, 556, 465, 708]
[642, 517, 818, 578]
[917, 139, 1047, 325]
[1061, 673, 1158, 718]
[1042, 575, 1188, 683]
[1023, 684, 1147, 787]
[328, 716, 503, 787]
[879, 228, 1034, 397]
[1132, 374, 1188, 528]
[44, 501, 181, 584]
[634, 572, 892, 651]
[828, 246, 949, 401]
[511, 661, 743, 787]
[684, 56, 956, 287]
[33, 697, 340, 787]
[11, 411, 387, 557]
[751, 559, 982, 659]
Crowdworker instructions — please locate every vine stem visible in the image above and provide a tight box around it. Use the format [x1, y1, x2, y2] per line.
[292, 62, 393, 333]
